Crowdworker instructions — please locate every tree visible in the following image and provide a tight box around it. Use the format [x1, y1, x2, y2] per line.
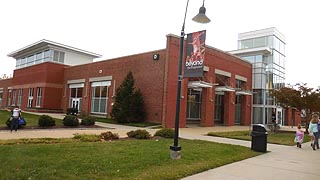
[111, 71, 146, 123]
[271, 83, 320, 131]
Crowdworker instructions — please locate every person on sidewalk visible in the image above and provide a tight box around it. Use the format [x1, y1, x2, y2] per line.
[295, 124, 304, 148]
[10, 106, 21, 132]
[308, 114, 319, 150]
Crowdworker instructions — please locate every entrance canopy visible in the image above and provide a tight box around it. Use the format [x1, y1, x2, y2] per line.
[188, 81, 217, 88]
[236, 90, 252, 95]
[215, 86, 235, 92]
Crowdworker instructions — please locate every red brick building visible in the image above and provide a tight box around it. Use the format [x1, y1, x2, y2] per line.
[0, 35, 254, 128]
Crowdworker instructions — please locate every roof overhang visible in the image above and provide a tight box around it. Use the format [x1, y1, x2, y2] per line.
[7, 39, 101, 59]
[215, 86, 235, 92]
[188, 81, 217, 88]
[229, 47, 271, 56]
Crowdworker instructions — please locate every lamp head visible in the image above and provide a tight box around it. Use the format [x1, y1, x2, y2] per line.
[192, 6, 211, 24]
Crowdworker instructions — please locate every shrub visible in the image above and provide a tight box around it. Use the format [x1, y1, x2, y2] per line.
[63, 115, 79, 126]
[66, 108, 78, 115]
[127, 129, 151, 139]
[38, 115, 56, 127]
[154, 128, 174, 138]
[81, 116, 96, 126]
[111, 71, 146, 123]
[73, 133, 101, 142]
[100, 131, 119, 141]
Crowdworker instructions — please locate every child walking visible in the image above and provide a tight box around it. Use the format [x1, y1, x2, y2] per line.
[295, 124, 304, 148]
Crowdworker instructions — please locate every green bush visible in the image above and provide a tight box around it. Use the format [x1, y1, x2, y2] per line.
[154, 128, 174, 138]
[111, 71, 146, 123]
[63, 115, 79, 126]
[127, 129, 151, 139]
[100, 131, 119, 141]
[81, 116, 96, 126]
[38, 115, 56, 127]
[66, 108, 78, 115]
[73, 133, 101, 142]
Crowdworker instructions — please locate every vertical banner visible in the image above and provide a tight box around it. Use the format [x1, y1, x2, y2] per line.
[184, 30, 206, 78]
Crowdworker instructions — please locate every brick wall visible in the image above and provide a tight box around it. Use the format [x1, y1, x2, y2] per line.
[64, 49, 167, 123]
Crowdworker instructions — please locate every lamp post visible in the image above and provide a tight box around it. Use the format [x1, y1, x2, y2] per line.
[170, 0, 210, 160]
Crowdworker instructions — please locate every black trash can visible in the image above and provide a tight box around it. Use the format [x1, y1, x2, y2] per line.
[251, 124, 268, 152]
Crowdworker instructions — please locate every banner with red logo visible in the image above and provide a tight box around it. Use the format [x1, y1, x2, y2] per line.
[184, 30, 206, 78]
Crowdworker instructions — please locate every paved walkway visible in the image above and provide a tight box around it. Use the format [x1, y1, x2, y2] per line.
[0, 112, 319, 180]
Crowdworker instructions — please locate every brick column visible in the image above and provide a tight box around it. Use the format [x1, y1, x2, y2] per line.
[286, 108, 292, 126]
[201, 87, 214, 127]
[224, 91, 235, 126]
[241, 95, 251, 125]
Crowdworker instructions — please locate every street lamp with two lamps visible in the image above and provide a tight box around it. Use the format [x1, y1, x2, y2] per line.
[170, 0, 211, 160]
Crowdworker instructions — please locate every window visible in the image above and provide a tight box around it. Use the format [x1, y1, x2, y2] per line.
[53, 51, 65, 63]
[186, 89, 202, 120]
[240, 39, 253, 49]
[27, 55, 35, 66]
[28, 88, 34, 108]
[0, 92, 2, 109]
[91, 81, 111, 114]
[35, 52, 44, 64]
[254, 37, 266, 47]
[44, 50, 53, 62]
[12, 90, 17, 106]
[7, 89, 12, 106]
[17, 89, 23, 107]
[59, 52, 65, 63]
[36, 87, 42, 107]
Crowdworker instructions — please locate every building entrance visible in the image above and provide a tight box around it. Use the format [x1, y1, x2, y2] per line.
[214, 93, 224, 124]
[71, 98, 81, 112]
[187, 89, 202, 121]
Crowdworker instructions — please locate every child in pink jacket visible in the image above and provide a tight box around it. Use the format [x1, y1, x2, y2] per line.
[295, 124, 304, 148]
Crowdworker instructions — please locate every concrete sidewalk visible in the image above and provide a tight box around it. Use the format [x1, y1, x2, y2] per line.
[180, 133, 320, 180]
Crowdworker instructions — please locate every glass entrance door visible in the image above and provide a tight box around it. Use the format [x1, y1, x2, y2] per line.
[214, 93, 224, 124]
[187, 89, 202, 120]
[71, 98, 81, 112]
[234, 95, 241, 125]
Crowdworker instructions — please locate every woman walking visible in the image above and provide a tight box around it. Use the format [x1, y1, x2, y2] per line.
[309, 114, 319, 150]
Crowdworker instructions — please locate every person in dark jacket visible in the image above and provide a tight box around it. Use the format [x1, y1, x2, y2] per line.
[10, 106, 21, 132]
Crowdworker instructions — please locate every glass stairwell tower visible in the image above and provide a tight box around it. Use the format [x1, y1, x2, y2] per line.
[230, 27, 286, 125]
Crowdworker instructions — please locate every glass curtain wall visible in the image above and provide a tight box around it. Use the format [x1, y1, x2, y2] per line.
[240, 34, 285, 124]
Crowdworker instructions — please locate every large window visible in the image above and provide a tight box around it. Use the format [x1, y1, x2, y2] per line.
[15, 49, 65, 69]
[91, 81, 110, 114]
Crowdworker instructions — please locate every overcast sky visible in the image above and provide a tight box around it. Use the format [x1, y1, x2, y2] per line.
[1, 0, 319, 88]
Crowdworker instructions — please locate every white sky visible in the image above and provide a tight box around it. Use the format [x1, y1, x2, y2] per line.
[1, 0, 319, 88]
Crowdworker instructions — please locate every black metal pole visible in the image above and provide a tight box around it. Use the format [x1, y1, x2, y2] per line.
[170, 0, 189, 154]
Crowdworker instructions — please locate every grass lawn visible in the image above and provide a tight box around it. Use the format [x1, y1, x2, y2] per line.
[0, 138, 261, 180]
[0, 110, 63, 128]
[94, 117, 160, 127]
[0, 110, 159, 128]
[207, 130, 300, 146]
